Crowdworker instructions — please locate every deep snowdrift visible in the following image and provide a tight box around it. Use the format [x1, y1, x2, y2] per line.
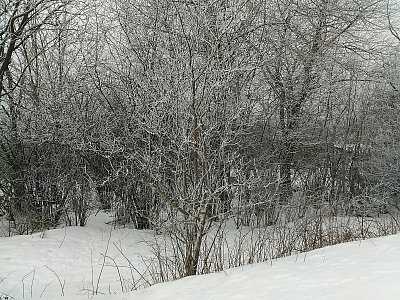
[1, 212, 399, 300]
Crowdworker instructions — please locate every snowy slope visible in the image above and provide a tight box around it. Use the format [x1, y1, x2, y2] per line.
[1, 212, 399, 300]
[122, 234, 400, 300]
[0, 212, 155, 299]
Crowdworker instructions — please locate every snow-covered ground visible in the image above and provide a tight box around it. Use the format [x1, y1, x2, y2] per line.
[1, 212, 399, 300]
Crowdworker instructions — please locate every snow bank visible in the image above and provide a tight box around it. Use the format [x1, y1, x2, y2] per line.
[1, 212, 399, 300]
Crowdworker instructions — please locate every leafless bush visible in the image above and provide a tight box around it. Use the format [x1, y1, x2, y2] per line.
[145, 200, 400, 284]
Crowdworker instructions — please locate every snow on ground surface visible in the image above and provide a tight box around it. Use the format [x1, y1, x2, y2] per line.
[1, 212, 400, 300]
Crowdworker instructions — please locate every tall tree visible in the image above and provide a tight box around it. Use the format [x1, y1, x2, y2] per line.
[255, 0, 385, 204]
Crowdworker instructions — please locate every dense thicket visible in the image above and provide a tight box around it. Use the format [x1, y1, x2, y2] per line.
[1, 0, 400, 274]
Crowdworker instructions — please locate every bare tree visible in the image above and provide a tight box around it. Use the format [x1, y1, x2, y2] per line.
[252, 0, 385, 206]
[0, 0, 75, 233]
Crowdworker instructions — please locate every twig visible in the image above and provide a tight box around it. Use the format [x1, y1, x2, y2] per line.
[44, 265, 65, 296]
[59, 226, 67, 248]
[113, 242, 152, 287]
[30, 269, 35, 298]
[95, 227, 112, 294]
[40, 282, 52, 298]
[103, 254, 124, 293]
[91, 249, 94, 295]
[8, 270, 35, 296]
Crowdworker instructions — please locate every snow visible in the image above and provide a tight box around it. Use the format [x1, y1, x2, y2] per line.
[1, 212, 399, 300]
